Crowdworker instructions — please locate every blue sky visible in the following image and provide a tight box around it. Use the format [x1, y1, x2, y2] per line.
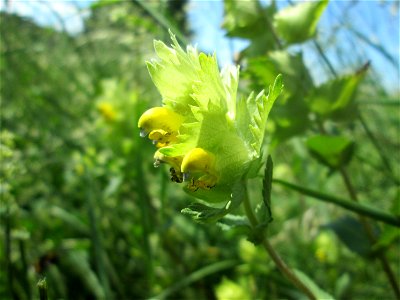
[1, 0, 399, 91]
[187, 0, 399, 91]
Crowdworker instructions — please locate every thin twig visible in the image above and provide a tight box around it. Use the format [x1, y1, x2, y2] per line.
[37, 278, 48, 300]
[243, 186, 317, 300]
[273, 179, 400, 227]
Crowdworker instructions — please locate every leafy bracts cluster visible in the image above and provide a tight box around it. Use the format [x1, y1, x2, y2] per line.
[138, 32, 282, 205]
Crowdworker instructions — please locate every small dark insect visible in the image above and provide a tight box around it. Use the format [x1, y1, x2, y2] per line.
[170, 167, 183, 183]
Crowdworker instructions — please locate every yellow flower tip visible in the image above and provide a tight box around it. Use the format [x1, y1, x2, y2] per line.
[181, 148, 218, 191]
[97, 102, 117, 122]
[148, 129, 178, 148]
[181, 148, 215, 174]
[138, 107, 183, 137]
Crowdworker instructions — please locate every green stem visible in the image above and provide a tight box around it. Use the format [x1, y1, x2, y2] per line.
[243, 191, 258, 227]
[131, 0, 188, 45]
[254, 1, 283, 50]
[273, 179, 400, 227]
[243, 188, 317, 300]
[312, 40, 338, 77]
[37, 278, 48, 300]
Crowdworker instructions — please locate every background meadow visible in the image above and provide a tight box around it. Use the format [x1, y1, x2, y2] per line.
[1, 0, 399, 299]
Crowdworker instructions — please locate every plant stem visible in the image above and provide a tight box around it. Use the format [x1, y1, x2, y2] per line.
[273, 179, 400, 227]
[255, 1, 283, 50]
[37, 278, 48, 300]
[243, 191, 258, 226]
[131, 0, 188, 45]
[243, 189, 317, 300]
[312, 40, 338, 77]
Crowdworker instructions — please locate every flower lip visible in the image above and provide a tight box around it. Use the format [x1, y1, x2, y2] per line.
[181, 148, 216, 175]
[138, 106, 184, 136]
[148, 129, 177, 148]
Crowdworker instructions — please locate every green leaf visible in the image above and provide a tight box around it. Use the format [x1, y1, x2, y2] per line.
[272, 96, 311, 143]
[247, 52, 313, 97]
[181, 181, 245, 223]
[323, 216, 377, 257]
[306, 70, 367, 121]
[391, 191, 400, 216]
[334, 273, 351, 299]
[240, 74, 283, 157]
[372, 226, 400, 253]
[60, 250, 105, 299]
[293, 269, 335, 300]
[217, 214, 252, 235]
[154, 260, 239, 299]
[262, 155, 273, 223]
[306, 135, 355, 169]
[245, 52, 313, 143]
[247, 222, 269, 245]
[274, 0, 329, 45]
[222, 0, 278, 55]
[222, 0, 260, 38]
[49, 206, 89, 236]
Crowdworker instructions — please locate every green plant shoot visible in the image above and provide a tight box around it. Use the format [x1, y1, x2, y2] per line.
[138, 31, 282, 205]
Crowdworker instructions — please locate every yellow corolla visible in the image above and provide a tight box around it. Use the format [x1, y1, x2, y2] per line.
[181, 148, 218, 191]
[181, 148, 215, 174]
[98, 102, 117, 122]
[138, 107, 184, 147]
[138, 107, 183, 136]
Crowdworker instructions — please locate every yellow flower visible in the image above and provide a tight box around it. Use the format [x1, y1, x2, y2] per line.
[181, 148, 218, 191]
[97, 102, 117, 122]
[138, 107, 183, 147]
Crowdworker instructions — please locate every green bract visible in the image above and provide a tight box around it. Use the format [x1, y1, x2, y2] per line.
[139, 31, 282, 205]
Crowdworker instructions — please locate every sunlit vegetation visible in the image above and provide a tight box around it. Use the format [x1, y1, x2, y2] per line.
[1, 1, 399, 299]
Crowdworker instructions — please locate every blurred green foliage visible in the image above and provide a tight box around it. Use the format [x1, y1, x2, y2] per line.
[1, 0, 399, 299]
